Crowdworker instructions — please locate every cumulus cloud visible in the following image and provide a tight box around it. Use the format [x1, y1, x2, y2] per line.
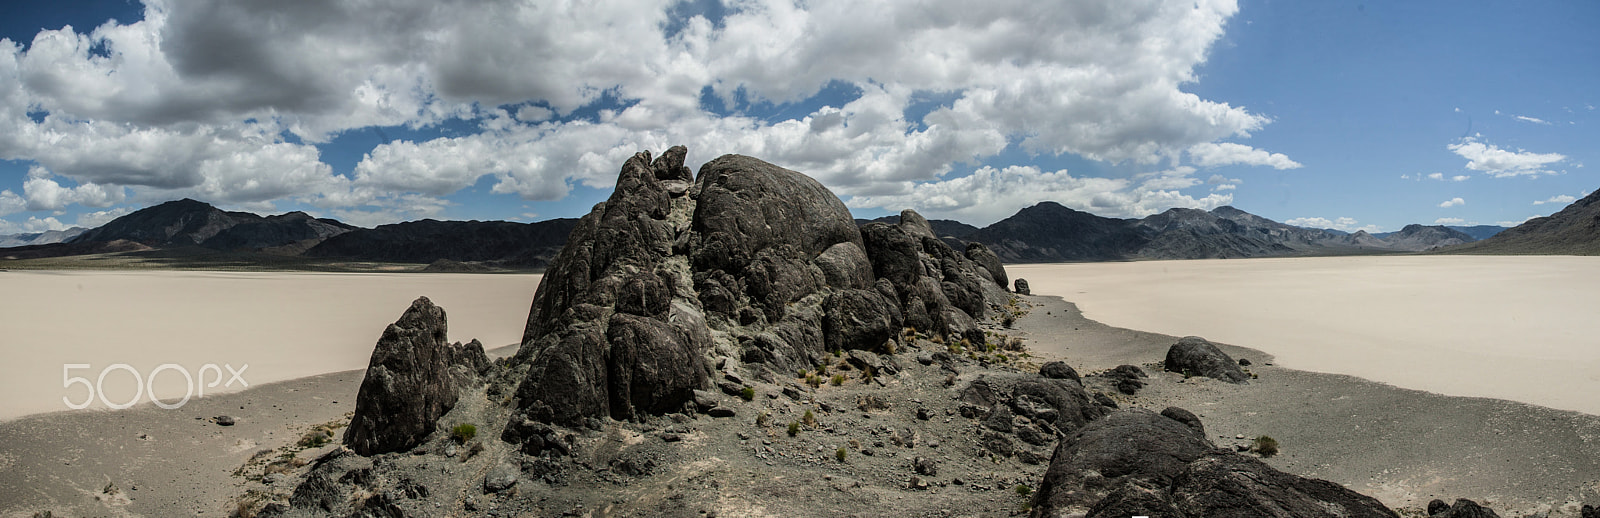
[1285, 216, 1380, 233]
[0, 189, 24, 216]
[1447, 137, 1566, 178]
[1438, 197, 1465, 208]
[1187, 142, 1301, 169]
[0, 0, 1289, 223]
[1533, 194, 1577, 206]
[1434, 217, 1465, 225]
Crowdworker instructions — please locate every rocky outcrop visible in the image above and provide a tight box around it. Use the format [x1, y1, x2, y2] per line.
[1164, 336, 1248, 384]
[506, 146, 1012, 432]
[1032, 408, 1398, 518]
[344, 297, 489, 456]
[1427, 499, 1501, 518]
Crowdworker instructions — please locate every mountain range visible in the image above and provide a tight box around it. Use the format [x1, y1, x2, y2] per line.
[1443, 189, 1600, 255]
[0, 194, 1545, 268]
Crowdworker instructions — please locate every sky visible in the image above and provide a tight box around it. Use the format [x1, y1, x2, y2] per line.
[0, 0, 1595, 236]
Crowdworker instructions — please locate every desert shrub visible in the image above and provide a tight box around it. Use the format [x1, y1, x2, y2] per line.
[986, 341, 997, 352]
[861, 368, 875, 384]
[756, 411, 770, 427]
[1253, 435, 1279, 457]
[930, 334, 944, 344]
[836, 447, 847, 462]
[817, 363, 828, 375]
[1002, 314, 1016, 328]
[450, 423, 477, 444]
[806, 374, 822, 389]
[797, 368, 809, 378]
[787, 421, 800, 437]
[831, 374, 845, 386]
[1015, 484, 1032, 496]
[297, 428, 333, 448]
[802, 410, 817, 427]
[740, 386, 756, 401]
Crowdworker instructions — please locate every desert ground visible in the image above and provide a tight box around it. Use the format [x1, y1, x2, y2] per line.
[1011, 255, 1600, 415]
[4, 257, 1600, 516]
[0, 270, 542, 421]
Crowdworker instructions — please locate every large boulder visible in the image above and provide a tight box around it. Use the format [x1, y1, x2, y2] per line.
[1164, 336, 1249, 384]
[688, 154, 866, 275]
[344, 297, 488, 456]
[1032, 408, 1398, 518]
[965, 242, 1009, 290]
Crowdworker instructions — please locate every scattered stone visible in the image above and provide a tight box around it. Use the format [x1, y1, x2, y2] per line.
[1427, 499, 1501, 518]
[907, 476, 929, 490]
[913, 456, 938, 476]
[1039, 362, 1081, 383]
[1013, 279, 1030, 295]
[916, 408, 931, 421]
[692, 389, 721, 413]
[1238, 358, 1252, 366]
[1164, 336, 1249, 384]
[857, 395, 889, 412]
[661, 433, 683, 443]
[708, 407, 737, 418]
[214, 415, 236, 426]
[484, 462, 519, 493]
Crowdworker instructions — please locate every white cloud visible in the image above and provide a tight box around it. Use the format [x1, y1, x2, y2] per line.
[1434, 217, 1465, 225]
[1427, 172, 1444, 180]
[847, 164, 1230, 226]
[1533, 194, 1577, 206]
[1513, 115, 1550, 125]
[0, 0, 1289, 221]
[1187, 142, 1302, 169]
[1451, 175, 1469, 182]
[0, 190, 24, 217]
[1447, 137, 1566, 178]
[74, 207, 133, 228]
[1438, 197, 1465, 208]
[22, 167, 127, 211]
[1285, 216, 1380, 233]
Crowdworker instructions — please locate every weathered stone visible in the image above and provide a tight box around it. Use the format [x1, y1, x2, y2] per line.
[824, 289, 903, 354]
[1160, 407, 1204, 436]
[964, 242, 1008, 290]
[913, 456, 938, 476]
[1165, 336, 1249, 384]
[1427, 499, 1501, 518]
[345, 297, 486, 456]
[484, 461, 519, 493]
[1013, 278, 1030, 295]
[814, 241, 875, 290]
[214, 415, 236, 426]
[604, 313, 712, 420]
[1039, 362, 1081, 383]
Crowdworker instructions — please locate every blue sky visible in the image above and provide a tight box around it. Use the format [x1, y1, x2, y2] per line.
[0, 0, 1595, 235]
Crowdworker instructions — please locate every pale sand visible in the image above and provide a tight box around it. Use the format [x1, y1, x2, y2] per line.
[0, 270, 542, 421]
[1010, 256, 1600, 415]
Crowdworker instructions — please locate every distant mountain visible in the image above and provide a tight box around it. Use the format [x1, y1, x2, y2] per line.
[1442, 190, 1600, 255]
[963, 202, 1149, 262]
[0, 227, 86, 247]
[1444, 225, 1508, 241]
[953, 203, 1482, 263]
[303, 218, 580, 268]
[69, 199, 356, 251]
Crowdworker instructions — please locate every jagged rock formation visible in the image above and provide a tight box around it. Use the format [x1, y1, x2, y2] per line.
[1164, 336, 1248, 384]
[1030, 408, 1398, 518]
[505, 147, 1009, 432]
[344, 297, 490, 456]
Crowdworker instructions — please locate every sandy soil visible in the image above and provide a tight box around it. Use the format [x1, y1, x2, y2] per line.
[1010, 256, 1600, 415]
[0, 270, 542, 421]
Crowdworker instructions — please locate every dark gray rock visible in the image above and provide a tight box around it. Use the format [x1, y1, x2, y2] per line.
[214, 415, 235, 426]
[1165, 336, 1249, 384]
[604, 313, 712, 420]
[1427, 499, 1501, 518]
[964, 242, 1008, 290]
[1160, 407, 1204, 436]
[690, 154, 866, 275]
[344, 297, 486, 456]
[823, 289, 903, 354]
[1031, 408, 1398, 518]
[913, 456, 938, 476]
[484, 461, 519, 493]
[1039, 361, 1081, 383]
[1014, 278, 1030, 295]
[1583, 503, 1598, 518]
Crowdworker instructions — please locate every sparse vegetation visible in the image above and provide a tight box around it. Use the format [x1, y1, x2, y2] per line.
[802, 409, 817, 427]
[831, 374, 845, 386]
[806, 374, 823, 388]
[450, 423, 477, 443]
[756, 411, 770, 427]
[836, 447, 847, 462]
[1015, 484, 1032, 496]
[740, 386, 756, 401]
[787, 421, 800, 437]
[1253, 435, 1279, 457]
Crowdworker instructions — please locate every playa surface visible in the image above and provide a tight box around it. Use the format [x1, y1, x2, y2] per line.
[1010, 256, 1600, 415]
[0, 270, 542, 421]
